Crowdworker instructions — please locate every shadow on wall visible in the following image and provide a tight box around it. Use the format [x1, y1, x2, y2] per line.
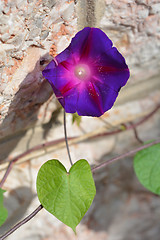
[0, 50, 54, 162]
[81, 131, 160, 240]
[0, 186, 36, 235]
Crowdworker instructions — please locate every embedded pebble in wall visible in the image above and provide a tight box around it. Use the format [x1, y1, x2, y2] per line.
[150, 3, 160, 14]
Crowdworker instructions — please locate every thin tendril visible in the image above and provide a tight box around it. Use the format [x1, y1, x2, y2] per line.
[64, 110, 73, 166]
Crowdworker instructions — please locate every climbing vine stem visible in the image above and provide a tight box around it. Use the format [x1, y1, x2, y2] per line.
[64, 110, 73, 166]
[0, 205, 43, 240]
[0, 139, 160, 239]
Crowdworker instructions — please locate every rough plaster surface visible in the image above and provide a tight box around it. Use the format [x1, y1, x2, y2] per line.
[97, 0, 160, 85]
[0, 0, 76, 137]
[0, 0, 160, 239]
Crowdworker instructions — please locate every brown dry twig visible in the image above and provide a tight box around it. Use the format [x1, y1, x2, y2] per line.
[0, 104, 160, 188]
[0, 138, 160, 240]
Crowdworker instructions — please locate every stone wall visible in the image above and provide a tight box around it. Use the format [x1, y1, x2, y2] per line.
[0, 0, 160, 239]
[0, 0, 160, 161]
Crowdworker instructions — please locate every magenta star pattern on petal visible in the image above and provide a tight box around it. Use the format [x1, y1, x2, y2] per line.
[42, 27, 130, 117]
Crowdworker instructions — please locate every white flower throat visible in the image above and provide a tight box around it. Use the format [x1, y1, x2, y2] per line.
[74, 64, 91, 80]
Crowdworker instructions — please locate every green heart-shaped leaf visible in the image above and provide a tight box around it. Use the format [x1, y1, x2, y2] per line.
[134, 143, 160, 195]
[36, 159, 96, 232]
[0, 188, 8, 226]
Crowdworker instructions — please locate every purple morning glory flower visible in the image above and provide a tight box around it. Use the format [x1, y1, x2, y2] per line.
[42, 27, 130, 117]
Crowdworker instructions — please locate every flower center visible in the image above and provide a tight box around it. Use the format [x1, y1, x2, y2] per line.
[74, 64, 91, 80]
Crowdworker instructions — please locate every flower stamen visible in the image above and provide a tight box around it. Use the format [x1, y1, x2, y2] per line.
[74, 64, 91, 80]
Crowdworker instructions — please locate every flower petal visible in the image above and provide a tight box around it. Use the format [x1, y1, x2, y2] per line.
[42, 60, 56, 80]
[76, 82, 103, 117]
[69, 27, 113, 61]
[63, 87, 78, 113]
[43, 60, 80, 95]
[42, 27, 130, 117]
[93, 81, 118, 113]
[94, 47, 130, 92]
[55, 49, 70, 64]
